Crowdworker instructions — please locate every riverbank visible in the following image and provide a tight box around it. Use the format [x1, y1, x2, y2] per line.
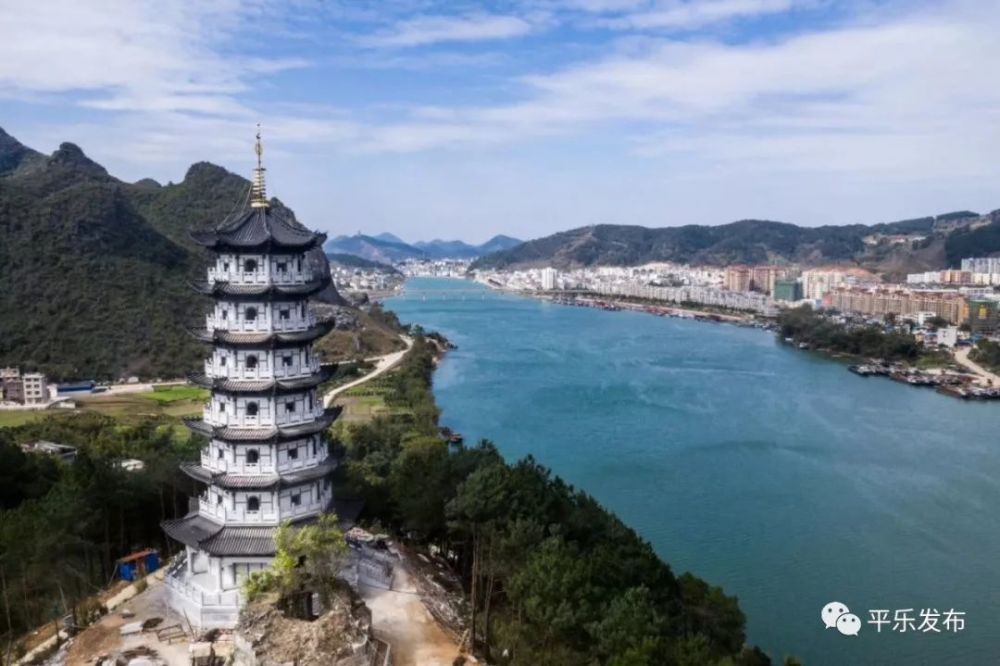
[331, 329, 769, 665]
[499, 284, 993, 401]
[387, 277, 1000, 665]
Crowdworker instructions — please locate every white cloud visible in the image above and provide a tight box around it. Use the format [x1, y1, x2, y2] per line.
[0, 0, 305, 116]
[359, 14, 535, 48]
[609, 0, 799, 30]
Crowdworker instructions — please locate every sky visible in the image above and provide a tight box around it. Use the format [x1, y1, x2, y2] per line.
[1, 0, 998, 243]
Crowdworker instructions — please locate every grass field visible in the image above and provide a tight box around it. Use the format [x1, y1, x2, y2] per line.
[334, 375, 414, 424]
[0, 410, 54, 428]
[144, 385, 209, 402]
[78, 388, 206, 421]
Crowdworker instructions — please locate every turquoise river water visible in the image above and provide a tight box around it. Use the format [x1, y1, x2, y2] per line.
[387, 278, 1000, 665]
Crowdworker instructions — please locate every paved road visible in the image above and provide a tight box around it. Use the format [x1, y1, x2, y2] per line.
[954, 346, 1000, 386]
[323, 335, 414, 407]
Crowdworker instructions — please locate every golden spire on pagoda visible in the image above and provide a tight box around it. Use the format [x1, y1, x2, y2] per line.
[250, 123, 269, 209]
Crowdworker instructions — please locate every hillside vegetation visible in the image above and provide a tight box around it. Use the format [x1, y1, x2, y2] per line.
[0, 128, 348, 381]
[471, 212, 998, 276]
[335, 337, 776, 665]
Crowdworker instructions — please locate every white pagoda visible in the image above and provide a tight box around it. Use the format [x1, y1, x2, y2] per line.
[163, 131, 344, 628]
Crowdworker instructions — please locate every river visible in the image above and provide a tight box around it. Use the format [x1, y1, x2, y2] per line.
[386, 277, 1000, 665]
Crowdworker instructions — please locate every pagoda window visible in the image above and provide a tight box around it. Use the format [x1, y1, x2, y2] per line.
[297, 258, 302, 272]
[219, 355, 227, 367]
[282, 355, 292, 367]
[285, 401, 296, 413]
[218, 401, 226, 413]
[304, 348, 310, 363]
[221, 310, 228, 320]
[217, 446, 225, 460]
[301, 303, 307, 317]
[245, 307, 258, 322]
[216, 493, 223, 506]
[291, 493, 301, 507]
[244, 258, 258, 273]
[311, 438, 317, 456]
[308, 394, 313, 410]
[276, 261, 287, 273]
[246, 355, 258, 370]
[247, 496, 260, 513]
[288, 446, 299, 460]
[246, 402, 259, 417]
[223, 262, 230, 272]
[279, 309, 290, 320]
[246, 449, 259, 464]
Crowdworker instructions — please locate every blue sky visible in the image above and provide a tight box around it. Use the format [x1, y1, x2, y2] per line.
[2, 0, 998, 243]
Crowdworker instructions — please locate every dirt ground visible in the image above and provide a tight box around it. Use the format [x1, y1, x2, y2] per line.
[359, 562, 464, 666]
[61, 579, 197, 666]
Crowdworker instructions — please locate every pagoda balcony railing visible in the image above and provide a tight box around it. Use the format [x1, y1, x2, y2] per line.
[204, 359, 319, 380]
[203, 405, 324, 430]
[280, 500, 325, 522]
[201, 453, 277, 476]
[272, 360, 321, 378]
[208, 266, 319, 286]
[202, 364, 273, 381]
[164, 564, 242, 610]
[199, 496, 279, 524]
[201, 453, 325, 476]
[205, 312, 314, 333]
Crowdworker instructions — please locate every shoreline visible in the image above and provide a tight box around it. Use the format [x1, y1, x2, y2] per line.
[472, 281, 1000, 402]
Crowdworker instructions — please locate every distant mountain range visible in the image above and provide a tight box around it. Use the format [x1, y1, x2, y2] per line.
[325, 233, 522, 263]
[471, 212, 1000, 278]
[0, 127, 345, 380]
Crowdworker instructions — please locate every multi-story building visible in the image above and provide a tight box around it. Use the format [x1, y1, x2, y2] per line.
[162, 133, 345, 629]
[773, 279, 802, 303]
[801, 270, 848, 300]
[961, 257, 1000, 274]
[724, 266, 751, 292]
[824, 287, 967, 324]
[750, 266, 786, 295]
[968, 299, 1000, 333]
[21, 373, 47, 405]
[541, 267, 557, 291]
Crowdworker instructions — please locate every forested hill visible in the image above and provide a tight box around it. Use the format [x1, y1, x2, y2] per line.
[0, 128, 338, 381]
[471, 212, 1000, 275]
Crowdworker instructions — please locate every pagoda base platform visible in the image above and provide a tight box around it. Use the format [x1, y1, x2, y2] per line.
[163, 549, 270, 629]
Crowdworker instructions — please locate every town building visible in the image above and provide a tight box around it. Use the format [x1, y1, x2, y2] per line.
[773, 279, 802, 303]
[961, 257, 1000, 274]
[967, 299, 1000, 334]
[541, 267, 558, 291]
[824, 287, 967, 324]
[21, 373, 47, 405]
[750, 266, 786, 295]
[21, 441, 77, 464]
[801, 270, 848, 300]
[161, 133, 346, 629]
[724, 266, 751, 292]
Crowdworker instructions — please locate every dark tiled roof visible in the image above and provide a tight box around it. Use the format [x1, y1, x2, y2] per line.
[190, 207, 325, 251]
[183, 407, 342, 443]
[161, 513, 223, 549]
[180, 462, 213, 484]
[279, 457, 339, 487]
[188, 318, 335, 347]
[201, 526, 278, 556]
[191, 275, 331, 299]
[187, 365, 334, 394]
